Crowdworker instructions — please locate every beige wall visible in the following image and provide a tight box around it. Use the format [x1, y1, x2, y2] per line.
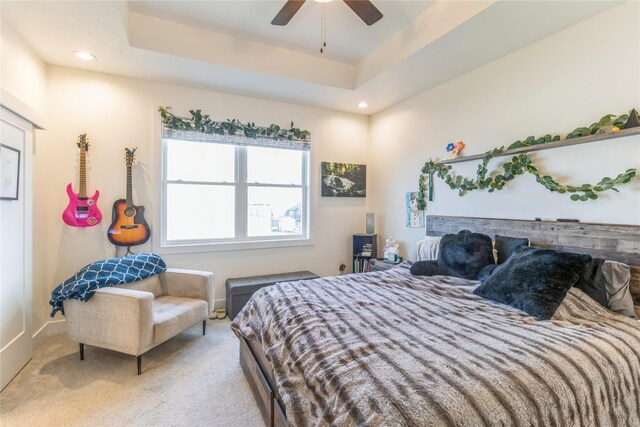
[369, 1, 640, 261]
[37, 66, 370, 329]
[1, 20, 49, 334]
[0, 19, 47, 124]
[12, 1, 640, 333]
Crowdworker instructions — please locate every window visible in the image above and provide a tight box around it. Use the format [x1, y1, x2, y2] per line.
[162, 137, 309, 250]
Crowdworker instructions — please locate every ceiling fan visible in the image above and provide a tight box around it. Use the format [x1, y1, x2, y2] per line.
[271, 0, 383, 26]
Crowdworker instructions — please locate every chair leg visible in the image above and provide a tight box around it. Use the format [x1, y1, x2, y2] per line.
[137, 355, 142, 375]
[203, 320, 206, 336]
[79, 343, 84, 361]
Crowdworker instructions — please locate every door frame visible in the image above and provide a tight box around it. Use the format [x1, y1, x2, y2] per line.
[0, 107, 34, 391]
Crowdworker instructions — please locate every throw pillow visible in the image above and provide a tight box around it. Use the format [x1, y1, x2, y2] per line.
[494, 235, 529, 264]
[409, 260, 439, 276]
[602, 261, 637, 318]
[410, 230, 494, 280]
[416, 236, 442, 261]
[478, 264, 498, 283]
[574, 258, 608, 307]
[473, 246, 592, 320]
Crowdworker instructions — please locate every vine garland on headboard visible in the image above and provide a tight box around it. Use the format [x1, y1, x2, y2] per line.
[158, 106, 311, 142]
[417, 110, 639, 210]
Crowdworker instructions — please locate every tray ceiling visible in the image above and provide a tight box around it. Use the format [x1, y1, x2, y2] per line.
[1, 1, 621, 114]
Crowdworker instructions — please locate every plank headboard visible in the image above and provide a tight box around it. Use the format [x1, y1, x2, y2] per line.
[426, 216, 640, 306]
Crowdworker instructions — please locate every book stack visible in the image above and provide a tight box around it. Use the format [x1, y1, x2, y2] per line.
[354, 243, 374, 273]
[361, 243, 373, 257]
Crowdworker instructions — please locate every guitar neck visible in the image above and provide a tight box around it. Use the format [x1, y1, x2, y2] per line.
[79, 146, 87, 198]
[126, 164, 133, 208]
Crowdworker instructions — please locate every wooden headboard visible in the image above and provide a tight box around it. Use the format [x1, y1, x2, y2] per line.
[426, 215, 640, 306]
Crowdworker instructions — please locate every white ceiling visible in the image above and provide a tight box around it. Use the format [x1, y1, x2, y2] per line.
[128, 0, 436, 64]
[1, 1, 621, 115]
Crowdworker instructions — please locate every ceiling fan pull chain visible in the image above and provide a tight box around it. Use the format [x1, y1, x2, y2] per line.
[320, 5, 327, 53]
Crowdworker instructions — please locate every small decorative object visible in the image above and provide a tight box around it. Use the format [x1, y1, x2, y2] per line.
[0, 144, 20, 200]
[446, 141, 465, 159]
[406, 192, 425, 228]
[366, 213, 374, 234]
[383, 237, 399, 262]
[596, 124, 620, 134]
[321, 162, 366, 197]
[624, 108, 640, 129]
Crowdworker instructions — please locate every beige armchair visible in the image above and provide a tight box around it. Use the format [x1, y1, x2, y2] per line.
[64, 268, 214, 374]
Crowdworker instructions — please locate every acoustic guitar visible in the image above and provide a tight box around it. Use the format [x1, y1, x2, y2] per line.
[107, 148, 150, 247]
[62, 134, 102, 227]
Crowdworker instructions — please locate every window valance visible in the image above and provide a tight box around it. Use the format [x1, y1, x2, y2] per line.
[159, 106, 311, 151]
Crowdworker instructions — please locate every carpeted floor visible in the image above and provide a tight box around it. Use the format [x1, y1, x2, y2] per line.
[0, 319, 262, 427]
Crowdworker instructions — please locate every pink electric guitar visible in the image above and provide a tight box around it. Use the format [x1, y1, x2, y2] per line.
[62, 134, 102, 227]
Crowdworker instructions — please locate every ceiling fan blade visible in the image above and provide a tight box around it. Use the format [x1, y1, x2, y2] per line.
[343, 0, 383, 26]
[271, 0, 306, 26]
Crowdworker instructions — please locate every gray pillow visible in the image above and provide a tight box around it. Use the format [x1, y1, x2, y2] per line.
[601, 261, 637, 318]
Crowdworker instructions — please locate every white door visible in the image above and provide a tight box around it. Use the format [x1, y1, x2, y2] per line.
[0, 108, 34, 391]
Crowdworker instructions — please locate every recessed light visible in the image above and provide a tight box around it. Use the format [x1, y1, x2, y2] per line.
[74, 51, 96, 61]
[313, 0, 333, 3]
[358, 102, 368, 109]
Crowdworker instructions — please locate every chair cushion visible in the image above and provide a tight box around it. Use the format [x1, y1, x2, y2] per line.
[117, 275, 163, 297]
[153, 296, 207, 344]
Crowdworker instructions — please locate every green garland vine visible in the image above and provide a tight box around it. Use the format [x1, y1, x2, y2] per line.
[159, 106, 311, 141]
[417, 111, 639, 210]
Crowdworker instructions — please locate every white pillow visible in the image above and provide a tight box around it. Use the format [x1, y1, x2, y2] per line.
[416, 236, 441, 261]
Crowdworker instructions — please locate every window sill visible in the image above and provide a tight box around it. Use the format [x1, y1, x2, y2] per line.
[153, 237, 315, 255]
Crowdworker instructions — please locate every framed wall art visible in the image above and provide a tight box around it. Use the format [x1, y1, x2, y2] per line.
[406, 192, 424, 228]
[321, 162, 366, 197]
[0, 144, 20, 200]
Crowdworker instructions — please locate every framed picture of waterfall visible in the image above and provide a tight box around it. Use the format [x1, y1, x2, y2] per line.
[321, 162, 366, 197]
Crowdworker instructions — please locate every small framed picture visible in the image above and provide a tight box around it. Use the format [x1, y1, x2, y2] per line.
[1, 144, 21, 200]
[406, 192, 424, 228]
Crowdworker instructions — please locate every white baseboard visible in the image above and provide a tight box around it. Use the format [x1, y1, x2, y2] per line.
[214, 298, 226, 310]
[32, 319, 66, 348]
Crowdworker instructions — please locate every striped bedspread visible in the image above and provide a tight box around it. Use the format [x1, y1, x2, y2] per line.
[231, 263, 640, 426]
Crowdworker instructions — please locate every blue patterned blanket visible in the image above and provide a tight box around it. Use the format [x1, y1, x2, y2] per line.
[50, 253, 167, 316]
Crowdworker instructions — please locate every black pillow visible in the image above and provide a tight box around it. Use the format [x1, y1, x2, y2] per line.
[409, 260, 439, 276]
[495, 235, 529, 264]
[410, 230, 494, 280]
[574, 258, 607, 308]
[478, 264, 498, 283]
[473, 246, 592, 320]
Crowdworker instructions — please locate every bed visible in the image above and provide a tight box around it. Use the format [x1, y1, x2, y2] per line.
[231, 216, 640, 427]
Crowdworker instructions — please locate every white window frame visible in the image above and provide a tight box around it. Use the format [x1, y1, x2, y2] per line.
[156, 136, 312, 254]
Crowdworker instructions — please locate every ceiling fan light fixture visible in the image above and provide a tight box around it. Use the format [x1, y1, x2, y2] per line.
[358, 102, 369, 109]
